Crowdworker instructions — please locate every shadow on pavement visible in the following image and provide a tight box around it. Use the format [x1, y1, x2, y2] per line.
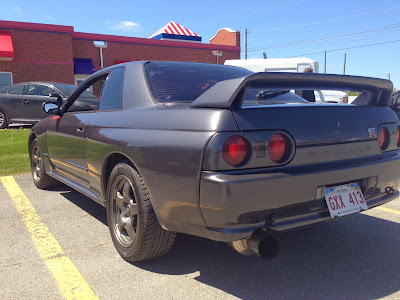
[57, 187, 107, 225]
[137, 214, 400, 300]
[57, 186, 400, 299]
[5, 124, 33, 129]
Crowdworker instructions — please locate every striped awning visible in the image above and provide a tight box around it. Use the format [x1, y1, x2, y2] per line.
[149, 21, 201, 42]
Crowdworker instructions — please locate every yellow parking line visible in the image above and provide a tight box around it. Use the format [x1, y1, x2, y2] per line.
[0, 176, 98, 300]
[375, 206, 400, 215]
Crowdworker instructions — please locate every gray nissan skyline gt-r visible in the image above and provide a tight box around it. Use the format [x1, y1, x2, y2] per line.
[28, 61, 400, 262]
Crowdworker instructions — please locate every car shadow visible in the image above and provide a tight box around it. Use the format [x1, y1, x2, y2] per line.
[57, 186, 107, 225]
[6, 124, 33, 129]
[137, 214, 400, 299]
[57, 186, 400, 299]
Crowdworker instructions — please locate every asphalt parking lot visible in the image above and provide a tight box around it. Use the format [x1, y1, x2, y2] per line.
[1, 173, 399, 300]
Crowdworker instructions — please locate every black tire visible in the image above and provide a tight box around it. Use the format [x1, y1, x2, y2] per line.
[106, 163, 176, 262]
[0, 109, 8, 129]
[30, 138, 59, 189]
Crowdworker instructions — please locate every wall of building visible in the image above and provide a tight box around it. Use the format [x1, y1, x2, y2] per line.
[210, 28, 240, 47]
[0, 20, 241, 85]
[0, 21, 75, 84]
[73, 37, 240, 70]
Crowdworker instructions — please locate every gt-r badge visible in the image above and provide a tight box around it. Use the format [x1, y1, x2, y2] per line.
[368, 128, 377, 138]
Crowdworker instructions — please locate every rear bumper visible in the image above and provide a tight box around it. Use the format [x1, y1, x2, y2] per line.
[200, 151, 400, 242]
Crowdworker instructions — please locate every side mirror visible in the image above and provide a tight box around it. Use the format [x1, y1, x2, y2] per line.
[43, 102, 60, 115]
[49, 92, 60, 98]
[49, 92, 63, 106]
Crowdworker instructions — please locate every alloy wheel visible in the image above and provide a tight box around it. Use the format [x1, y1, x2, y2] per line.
[110, 175, 139, 247]
[31, 144, 42, 183]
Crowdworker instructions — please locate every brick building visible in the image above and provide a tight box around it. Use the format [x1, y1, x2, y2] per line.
[0, 20, 241, 89]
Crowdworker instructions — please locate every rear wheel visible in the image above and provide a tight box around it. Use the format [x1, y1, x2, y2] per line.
[0, 109, 8, 129]
[106, 163, 176, 262]
[30, 139, 59, 189]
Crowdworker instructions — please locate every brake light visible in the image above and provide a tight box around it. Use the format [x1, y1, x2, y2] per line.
[396, 126, 400, 147]
[268, 133, 291, 163]
[378, 127, 390, 150]
[222, 135, 250, 166]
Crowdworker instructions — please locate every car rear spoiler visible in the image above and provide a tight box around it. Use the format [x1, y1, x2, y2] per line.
[190, 72, 393, 108]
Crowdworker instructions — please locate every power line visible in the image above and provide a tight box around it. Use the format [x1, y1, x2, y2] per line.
[204, 0, 284, 22]
[251, 4, 400, 32]
[247, 23, 400, 52]
[202, 0, 304, 24]
[286, 39, 400, 57]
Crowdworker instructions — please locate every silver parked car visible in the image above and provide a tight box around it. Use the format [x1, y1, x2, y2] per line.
[0, 82, 96, 128]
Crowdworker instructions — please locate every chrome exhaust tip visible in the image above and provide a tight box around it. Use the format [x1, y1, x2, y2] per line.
[230, 229, 279, 259]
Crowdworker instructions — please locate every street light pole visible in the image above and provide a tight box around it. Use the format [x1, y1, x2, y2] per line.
[245, 29, 249, 59]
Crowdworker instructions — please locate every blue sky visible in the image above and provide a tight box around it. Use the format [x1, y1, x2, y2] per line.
[1, 0, 400, 89]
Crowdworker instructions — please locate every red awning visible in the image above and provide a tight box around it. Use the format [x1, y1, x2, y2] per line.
[0, 31, 14, 61]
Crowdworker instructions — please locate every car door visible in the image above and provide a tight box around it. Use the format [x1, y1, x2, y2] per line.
[46, 74, 107, 186]
[23, 84, 58, 121]
[0, 84, 26, 122]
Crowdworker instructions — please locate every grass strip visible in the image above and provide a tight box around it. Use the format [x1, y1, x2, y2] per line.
[0, 128, 30, 176]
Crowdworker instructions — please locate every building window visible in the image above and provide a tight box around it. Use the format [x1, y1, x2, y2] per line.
[0, 72, 12, 90]
[74, 75, 92, 93]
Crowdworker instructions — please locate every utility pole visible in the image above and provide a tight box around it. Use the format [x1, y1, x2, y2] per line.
[343, 53, 347, 75]
[388, 73, 391, 81]
[245, 29, 249, 59]
[324, 50, 326, 74]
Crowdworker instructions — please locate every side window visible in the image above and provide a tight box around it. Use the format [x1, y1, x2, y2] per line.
[26, 85, 39, 95]
[67, 74, 107, 113]
[26, 84, 55, 96]
[8, 85, 24, 95]
[99, 68, 125, 111]
[0, 72, 12, 90]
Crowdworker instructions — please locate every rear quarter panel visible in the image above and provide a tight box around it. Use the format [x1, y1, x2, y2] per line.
[85, 106, 238, 235]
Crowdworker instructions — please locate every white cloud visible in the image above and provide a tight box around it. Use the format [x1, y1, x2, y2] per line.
[107, 21, 141, 32]
[14, 6, 22, 13]
[45, 16, 56, 21]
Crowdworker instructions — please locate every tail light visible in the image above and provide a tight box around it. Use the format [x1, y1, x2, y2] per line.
[222, 135, 250, 166]
[396, 126, 400, 147]
[378, 127, 390, 150]
[268, 133, 291, 163]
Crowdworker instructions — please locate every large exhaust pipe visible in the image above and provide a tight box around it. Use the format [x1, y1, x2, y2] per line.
[230, 229, 279, 259]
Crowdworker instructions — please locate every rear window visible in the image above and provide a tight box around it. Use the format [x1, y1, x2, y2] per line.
[242, 88, 308, 107]
[145, 61, 253, 103]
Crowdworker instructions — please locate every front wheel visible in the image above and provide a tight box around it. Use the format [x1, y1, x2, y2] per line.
[106, 163, 176, 262]
[30, 138, 59, 189]
[0, 109, 8, 129]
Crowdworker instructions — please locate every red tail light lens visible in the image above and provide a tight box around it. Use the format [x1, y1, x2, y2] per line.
[222, 135, 250, 166]
[378, 127, 390, 150]
[268, 133, 291, 163]
[396, 126, 400, 147]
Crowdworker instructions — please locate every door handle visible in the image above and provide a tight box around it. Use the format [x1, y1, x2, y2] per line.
[22, 100, 29, 104]
[77, 128, 84, 132]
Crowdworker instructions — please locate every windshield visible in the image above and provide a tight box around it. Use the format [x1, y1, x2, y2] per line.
[54, 83, 97, 98]
[145, 61, 253, 103]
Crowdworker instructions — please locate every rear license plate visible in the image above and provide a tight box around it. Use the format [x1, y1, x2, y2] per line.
[325, 183, 368, 218]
